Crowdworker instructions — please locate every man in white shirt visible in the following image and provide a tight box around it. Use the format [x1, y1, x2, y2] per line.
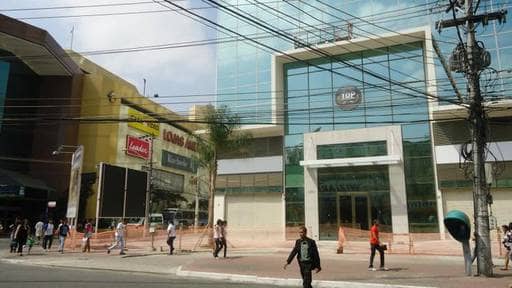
[166, 221, 177, 255]
[107, 219, 127, 255]
[34, 220, 44, 243]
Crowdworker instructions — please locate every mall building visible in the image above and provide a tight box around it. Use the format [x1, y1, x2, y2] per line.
[0, 13, 206, 226]
[213, 1, 512, 241]
[70, 54, 206, 222]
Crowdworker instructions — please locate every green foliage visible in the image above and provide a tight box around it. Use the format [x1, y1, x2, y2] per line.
[190, 105, 251, 227]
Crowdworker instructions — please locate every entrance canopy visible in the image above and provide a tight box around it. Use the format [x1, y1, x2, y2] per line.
[300, 155, 401, 169]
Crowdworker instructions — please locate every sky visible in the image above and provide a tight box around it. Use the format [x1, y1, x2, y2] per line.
[0, 0, 218, 116]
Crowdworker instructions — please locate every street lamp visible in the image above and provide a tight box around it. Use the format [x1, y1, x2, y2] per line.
[52, 144, 84, 229]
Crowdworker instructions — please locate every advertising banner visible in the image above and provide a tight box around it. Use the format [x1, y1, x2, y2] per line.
[127, 108, 160, 136]
[126, 135, 150, 160]
[66, 145, 84, 218]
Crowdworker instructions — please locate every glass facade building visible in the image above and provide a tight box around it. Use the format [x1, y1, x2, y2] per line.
[215, 0, 512, 239]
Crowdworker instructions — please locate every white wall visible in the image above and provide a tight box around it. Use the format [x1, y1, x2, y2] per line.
[443, 189, 512, 235]
[436, 141, 512, 164]
[218, 156, 283, 174]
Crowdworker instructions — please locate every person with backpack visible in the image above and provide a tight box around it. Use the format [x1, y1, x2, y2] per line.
[283, 226, 321, 288]
[42, 219, 54, 252]
[57, 219, 70, 253]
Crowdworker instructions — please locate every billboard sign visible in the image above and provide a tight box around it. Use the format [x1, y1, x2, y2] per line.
[127, 108, 160, 136]
[126, 135, 150, 160]
[97, 163, 148, 218]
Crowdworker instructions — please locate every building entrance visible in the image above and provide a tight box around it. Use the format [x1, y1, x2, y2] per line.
[336, 192, 371, 231]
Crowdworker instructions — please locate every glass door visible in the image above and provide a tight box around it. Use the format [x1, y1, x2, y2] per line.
[337, 192, 371, 230]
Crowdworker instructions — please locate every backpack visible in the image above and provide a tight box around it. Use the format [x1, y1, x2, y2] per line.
[59, 224, 69, 236]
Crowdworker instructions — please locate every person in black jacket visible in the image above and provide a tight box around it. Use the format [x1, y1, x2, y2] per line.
[283, 226, 321, 288]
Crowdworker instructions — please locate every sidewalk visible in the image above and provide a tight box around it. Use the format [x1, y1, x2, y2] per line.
[2, 244, 511, 288]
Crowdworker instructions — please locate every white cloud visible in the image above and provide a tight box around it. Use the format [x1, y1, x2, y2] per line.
[1, 0, 217, 115]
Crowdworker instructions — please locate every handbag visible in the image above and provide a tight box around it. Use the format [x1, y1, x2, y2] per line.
[380, 244, 387, 251]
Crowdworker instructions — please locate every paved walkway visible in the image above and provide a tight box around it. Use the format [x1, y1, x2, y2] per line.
[1, 243, 511, 288]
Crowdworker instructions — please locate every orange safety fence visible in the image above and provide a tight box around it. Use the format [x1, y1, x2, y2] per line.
[59, 225, 505, 257]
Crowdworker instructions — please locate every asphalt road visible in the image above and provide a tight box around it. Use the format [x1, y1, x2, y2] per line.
[0, 261, 280, 288]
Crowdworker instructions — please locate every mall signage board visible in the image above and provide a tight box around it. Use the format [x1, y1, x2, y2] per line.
[161, 150, 197, 173]
[335, 86, 362, 110]
[126, 135, 150, 160]
[127, 108, 160, 136]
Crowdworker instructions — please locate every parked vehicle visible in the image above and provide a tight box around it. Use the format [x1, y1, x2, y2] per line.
[127, 214, 164, 228]
[162, 208, 207, 227]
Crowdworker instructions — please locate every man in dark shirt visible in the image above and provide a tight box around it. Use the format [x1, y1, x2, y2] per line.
[283, 226, 321, 288]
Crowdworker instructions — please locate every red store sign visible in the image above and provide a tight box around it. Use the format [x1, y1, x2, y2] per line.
[126, 135, 150, 160]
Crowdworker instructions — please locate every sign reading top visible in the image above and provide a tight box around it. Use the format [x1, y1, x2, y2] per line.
[127, 108, 160, 136]
[335, 86, 362, 110]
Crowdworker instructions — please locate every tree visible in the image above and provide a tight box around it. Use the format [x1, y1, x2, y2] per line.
[192, 105, 250, 239]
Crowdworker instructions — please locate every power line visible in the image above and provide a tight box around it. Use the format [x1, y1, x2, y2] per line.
[199, 0, 465, 108]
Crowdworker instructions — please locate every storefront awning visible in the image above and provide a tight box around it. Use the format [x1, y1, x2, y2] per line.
[300, 155, 401, 168]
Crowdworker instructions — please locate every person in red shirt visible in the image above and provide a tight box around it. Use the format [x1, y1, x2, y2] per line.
[368, 219, 388, 271]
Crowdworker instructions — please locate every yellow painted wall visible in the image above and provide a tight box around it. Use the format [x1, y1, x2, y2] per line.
[69, 53, 203, 219]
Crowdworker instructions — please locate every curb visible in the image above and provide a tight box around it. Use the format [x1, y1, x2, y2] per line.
[175, 266, 436, 288]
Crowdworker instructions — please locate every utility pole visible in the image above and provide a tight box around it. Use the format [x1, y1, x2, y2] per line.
[436, 0, 507, 277]
[466, 0, 492, 277]
[143, 136, 154, 235]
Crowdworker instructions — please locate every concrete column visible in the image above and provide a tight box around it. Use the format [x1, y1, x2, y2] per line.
[304, 167, 319, 240]
[388, 164, 409, 234]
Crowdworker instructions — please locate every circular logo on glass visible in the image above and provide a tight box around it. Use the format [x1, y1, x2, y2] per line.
[335, 86, 362, 110]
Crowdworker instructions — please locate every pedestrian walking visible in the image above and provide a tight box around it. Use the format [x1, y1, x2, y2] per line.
[213, 219, 223, 258]
[166, 221, 176, 255]
[283, 226, 321, 288]
[501, 224, 512, 270]
[368, 219, 388, 271]
[57, 219, 70, 253]
[14, 219, 30, 256]
[220, 220, 228, 258]
[26, 234, 35, 255]
[82, 219, 93, 253]
[107, 219, 127, 255]
[42, 219, 54, 252]
[34, 219, 44, 244]
[9, 222, 17, 253]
